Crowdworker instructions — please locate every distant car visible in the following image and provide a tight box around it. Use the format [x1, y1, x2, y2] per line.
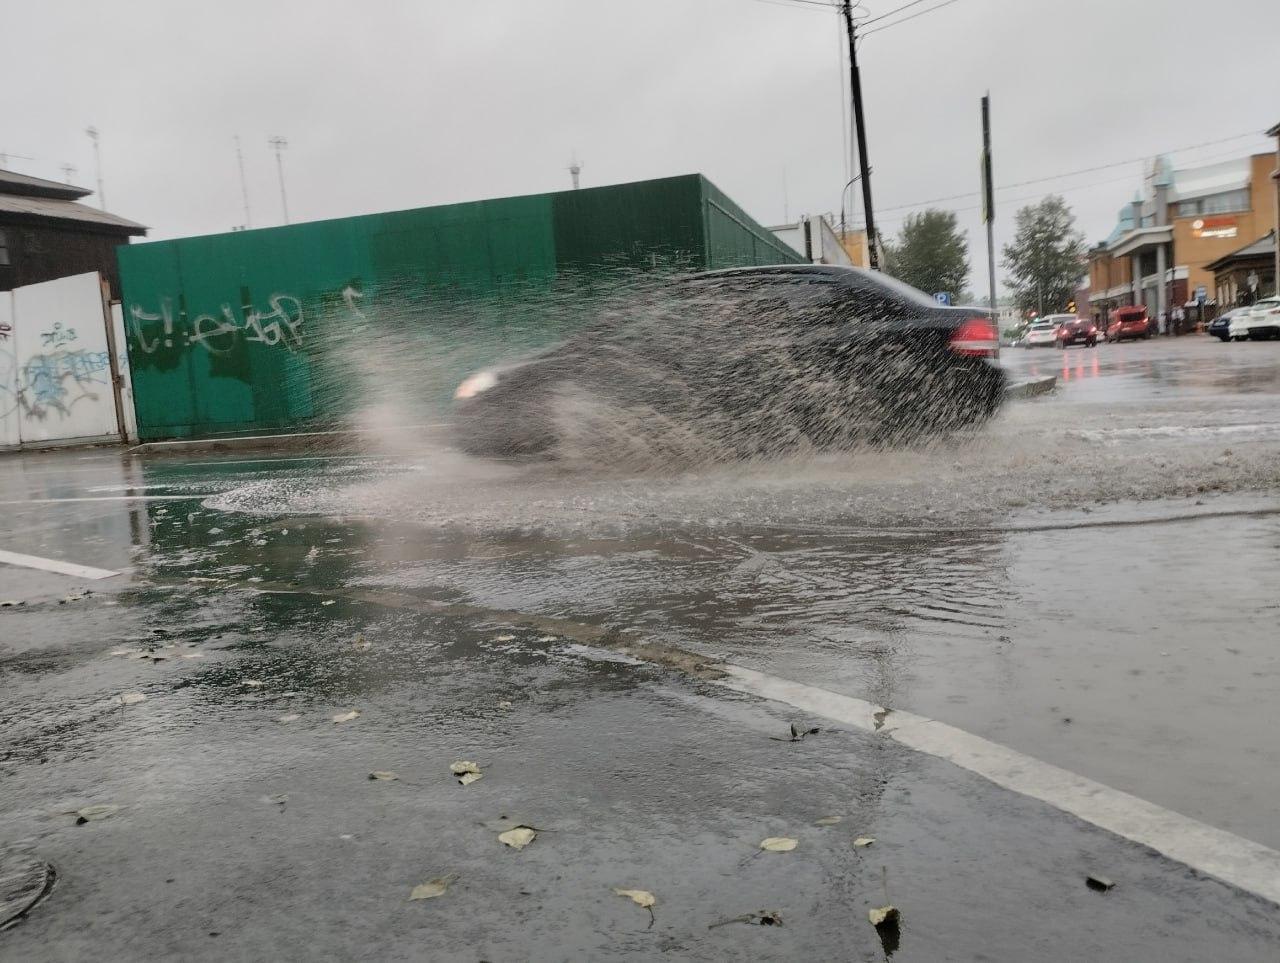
[1053, 316, 1099, 348]
[1208, 307, 1249, 342]
[1021, 320, 1060, 348]
[1106, 305, 1152, 342]
[452, 264, 1004, 461]
[1228, 297, 1280, 341]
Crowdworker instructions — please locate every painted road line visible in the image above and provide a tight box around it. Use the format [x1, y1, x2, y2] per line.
[717, 664, 1280, 906]
[0, 549, 119, 580]
[0, 495, 204, 506]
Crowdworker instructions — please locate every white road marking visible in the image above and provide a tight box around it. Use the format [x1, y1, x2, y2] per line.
[0, 495, 203, 505]
[718, 664, 1280, 906]
[0, 549, 119, 580]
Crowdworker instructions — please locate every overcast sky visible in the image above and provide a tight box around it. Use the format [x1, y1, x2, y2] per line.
[4, 0, 1278, 292]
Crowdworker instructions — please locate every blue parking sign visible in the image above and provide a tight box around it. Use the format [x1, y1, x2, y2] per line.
[933, 292, 952, 306]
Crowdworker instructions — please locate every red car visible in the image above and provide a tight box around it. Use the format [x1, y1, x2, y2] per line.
[1055, 316, 1099, 348]
[1106, 305, 1152, 342]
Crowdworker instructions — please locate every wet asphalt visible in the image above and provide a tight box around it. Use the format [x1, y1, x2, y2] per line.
[3, 335, 1280, 960]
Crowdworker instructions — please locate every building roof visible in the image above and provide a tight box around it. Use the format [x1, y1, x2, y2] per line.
[1168, 156, 1251, 202]
[1204, 230, 1277, 273]
[0, 168, 93, 200]
[0, 167, 146, 233]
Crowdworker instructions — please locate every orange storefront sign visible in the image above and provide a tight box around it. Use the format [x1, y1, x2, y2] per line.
[1191, 215, 1238, 239]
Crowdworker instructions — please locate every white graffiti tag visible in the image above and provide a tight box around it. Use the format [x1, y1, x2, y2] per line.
[129, 295, 305, 355]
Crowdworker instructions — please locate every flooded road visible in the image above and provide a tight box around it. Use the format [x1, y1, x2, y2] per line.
[3, 336, 1280, 959]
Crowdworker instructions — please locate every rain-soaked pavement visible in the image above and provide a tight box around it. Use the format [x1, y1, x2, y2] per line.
[3, 336, 1280, 960]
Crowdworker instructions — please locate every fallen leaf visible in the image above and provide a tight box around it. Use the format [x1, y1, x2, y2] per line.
[181, 651, 205, 659]
[369, 771, 398, 781]
[759, 837, 797, 852]
[117, 692, 146, 706]
[458, 771, 483, 786]
[493, 633, 516, 642]
[815, 816, 843, 826]
[353, 633, 371, 650]
[264, 794, 288, 806]
[322, 599, 336, 606]
[410, 875, 455, 900]
[853, 836, 876, 848]
[498, 826, 537, 850]
[614, 888, 656, 908]
[332, 710, 360, 723]
[243, 680, 264, 688]
[1086, 874, 1115, 892]
[278, 713, 301, 723]
[497, 700, 513, 709]
[449, 761, 480, 775]
[75, 804, 119, 824]
[869, 905, 899, 926]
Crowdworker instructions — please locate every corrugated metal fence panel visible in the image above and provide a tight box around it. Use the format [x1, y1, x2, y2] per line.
[701, 177, 804, 269]
[119, 196, 557, 439]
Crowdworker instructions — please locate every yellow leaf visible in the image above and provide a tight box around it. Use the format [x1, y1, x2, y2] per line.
[869, 906, 899, 926]
[759, 837, 798, 852]
[449, 761, 480, 775]
[369, 771, 398, 781]
[118, 692, 146, 706]
[853, 836, 876, 847]
[75, 804, 119, 822]
[410, 875, 454, 900]
[332, 710, 360, 723]
[614, 888, 656, 908]
[498, 826, 536, 850]
[458, 771, 483, 786]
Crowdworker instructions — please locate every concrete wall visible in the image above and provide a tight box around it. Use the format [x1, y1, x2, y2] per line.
[0, 271, 122, 449]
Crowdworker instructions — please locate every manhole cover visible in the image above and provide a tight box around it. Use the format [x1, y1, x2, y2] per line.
[0, 847, 53, 930]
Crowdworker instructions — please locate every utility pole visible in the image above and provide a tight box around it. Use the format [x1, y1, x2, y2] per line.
[981, 93, 998, 356]
[568, 153, 582, 190]
[86, 126, 105, 210]
[60, 163, 77, 184]
[268, 135, 290, 225]
[235, 135, 252, 228]
[841, 0, 879, 271]
[1269, 121, 1280, 296]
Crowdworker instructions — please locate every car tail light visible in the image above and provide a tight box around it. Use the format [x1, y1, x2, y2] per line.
[950, 318, 997, 357]
[1089, 326, 1097, 334]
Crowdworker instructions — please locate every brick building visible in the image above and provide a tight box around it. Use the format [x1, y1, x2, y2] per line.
[0, 168, 146, 298]
[1087, 151, 1278, 326]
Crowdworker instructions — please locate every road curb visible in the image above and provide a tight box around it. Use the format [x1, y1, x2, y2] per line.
[1004, 375, 1057, 399]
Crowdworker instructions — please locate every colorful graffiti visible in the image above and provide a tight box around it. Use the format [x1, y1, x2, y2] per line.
[17, 349, 111, 420]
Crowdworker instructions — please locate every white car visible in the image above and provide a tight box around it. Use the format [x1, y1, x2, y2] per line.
[1228, 297, 1280, 341]
[1022, 320, 1060, 348]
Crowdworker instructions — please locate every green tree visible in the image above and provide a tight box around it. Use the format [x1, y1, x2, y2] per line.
[1001, 196, 1086, 315]
[882, 209, 969, 298]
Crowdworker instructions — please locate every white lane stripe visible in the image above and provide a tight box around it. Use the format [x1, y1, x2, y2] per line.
[718, 664, 1280, 906]
[0, 549, 119, 580]
[0, 495, 204, 505]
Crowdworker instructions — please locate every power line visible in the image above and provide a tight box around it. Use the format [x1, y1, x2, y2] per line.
[861, 0, 963, 35]
[862, 0, 933, 27]
[747, 0, 836, 10]
[873, 130, 1267, 216]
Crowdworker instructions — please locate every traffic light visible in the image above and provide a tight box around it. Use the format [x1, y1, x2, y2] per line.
[1067, 299, 1076, 313]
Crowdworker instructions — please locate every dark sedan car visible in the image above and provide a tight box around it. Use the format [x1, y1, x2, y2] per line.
[452, 265, 1004, 464]
[1055, 316, 1099, 348]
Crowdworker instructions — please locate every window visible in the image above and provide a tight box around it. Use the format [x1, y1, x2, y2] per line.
[0, 228, 9, 266]
[1175, 188, 1250, 218]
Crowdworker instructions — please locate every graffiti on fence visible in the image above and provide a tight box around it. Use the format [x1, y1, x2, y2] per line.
[40, 322, 78, 347]
[128, 293, 305, 357]
[16, 349, 111, 421]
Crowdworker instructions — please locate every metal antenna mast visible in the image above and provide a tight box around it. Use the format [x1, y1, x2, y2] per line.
[235, 135, 252, 228]
[268, 135, 290, 224]
[86, 126, 106, 210]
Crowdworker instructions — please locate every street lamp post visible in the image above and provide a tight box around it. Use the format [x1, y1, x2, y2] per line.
[268, 136, 290, 225]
